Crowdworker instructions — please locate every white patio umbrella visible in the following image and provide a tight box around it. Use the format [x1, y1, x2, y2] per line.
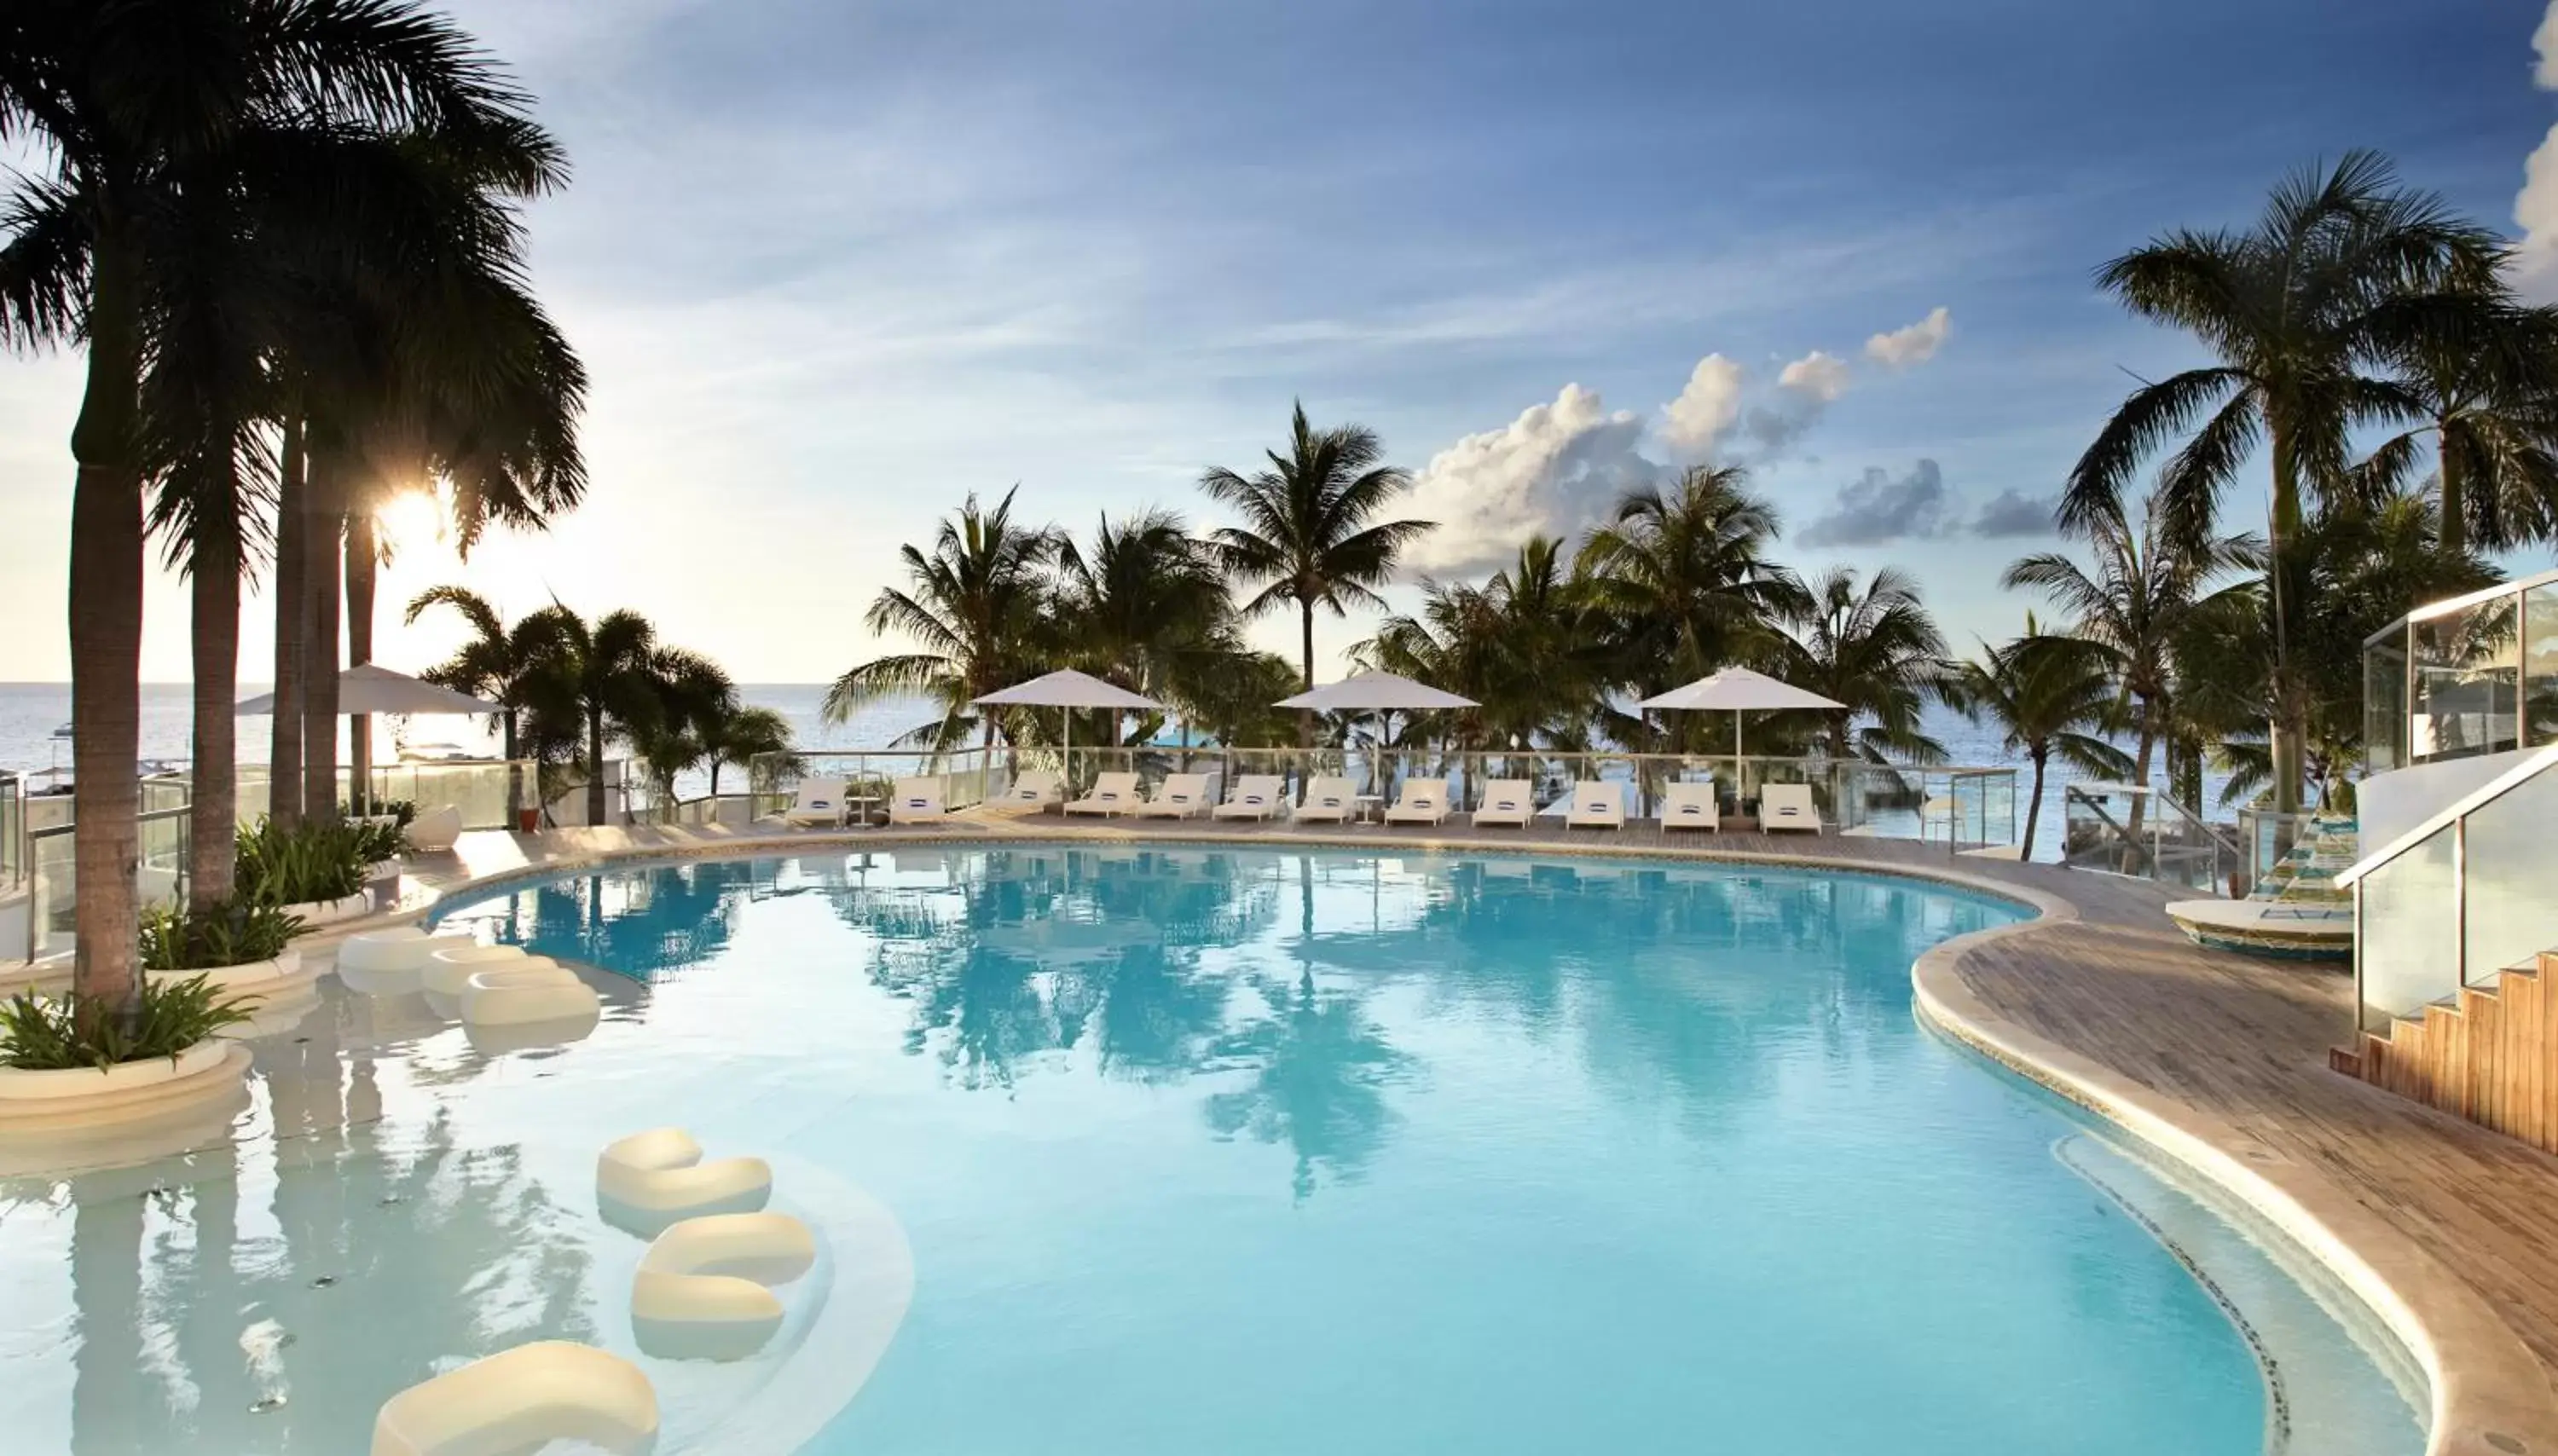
[234, 663, 501, 718]
[1639, 667, 1843, 803]
[1273, 672, 1479, 793]
[970, 668, 1165, 764]
[236, 665, 505, 815]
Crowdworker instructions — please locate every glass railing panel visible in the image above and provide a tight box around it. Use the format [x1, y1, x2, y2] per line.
[2364, 639, 2409, 776]
[2358, 823, 2457, 1020]
[2456, 763, 2558, 988]
[0, 772, 20, 891]
[2412, 592, 2520, 760]
[2528, 581, 2558, 749]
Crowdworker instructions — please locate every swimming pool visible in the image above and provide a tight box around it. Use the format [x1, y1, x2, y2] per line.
[0, 846, 2424, 1453]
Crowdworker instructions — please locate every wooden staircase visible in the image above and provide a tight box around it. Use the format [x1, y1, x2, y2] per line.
[2335, 952, 2558, 1153]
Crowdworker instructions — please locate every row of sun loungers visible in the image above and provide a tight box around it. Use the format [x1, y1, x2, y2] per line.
[777, 773, 1824, 833]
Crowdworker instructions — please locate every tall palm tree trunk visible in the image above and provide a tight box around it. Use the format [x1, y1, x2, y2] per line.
[2436, 422, 2467, 561]
[301, 450, 342, 822]
[1298, 600, 1316, 749]
[267, 419, 306, 826]
[2266, 428, 2304, 816]
[67, 230, 145, 1009]
[586, 708, 608, 825]
[344, 509, 376, 816]
[187, 504, 240, 904]
[2020, 747, 2049, 864]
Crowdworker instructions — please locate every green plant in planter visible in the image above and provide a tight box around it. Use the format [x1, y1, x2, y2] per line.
[1, 975, 256, 1072]
[139, 900, 304, 971]
[235, 818, 373, 905]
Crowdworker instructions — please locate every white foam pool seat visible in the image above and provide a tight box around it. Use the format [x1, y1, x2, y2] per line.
[459, 964, 601, 1026]
[997, 771, 1064, 813]
[1063, 771, 1142, 818]
[1660, 780, 1721, 834]
[1132, 772, 1212, 819]
[631, 1211, 817, 1361]
[424, 943, 543, 997]
[1292, 775, 1357, 824]
[405, 804, 463, 854]
[1760, 783, 1823, 834]
[1211, 774, 1288, 821]
[888, 776, 946, 824]
[780, 777, 851, 828]
[597, 1127, 773, 1237]
[1471, 779, 1537, 829]
[1565, 783, 1625, 831]
[371, 1340, 657, 1456]
[339, 927, 477, 979]
[1381, 777, 1452, 827]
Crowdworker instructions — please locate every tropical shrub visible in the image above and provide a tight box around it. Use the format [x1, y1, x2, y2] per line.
[234, 818, 373, 905]
[1, 975, 256, 1072]
[139, 900, 303, 971]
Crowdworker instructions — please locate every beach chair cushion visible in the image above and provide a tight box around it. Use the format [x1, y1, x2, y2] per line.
[1383, 778, 1451, 824]
[1761, 783, 1821, 832]
[1294, 777, 1357, 822]
[1661, 781, 1720, 831]
[1212, 775, 1288, 820]
[889, 777, 946, 823]
[781, 778, 849, 825]
[1565, 784, 1625, 828]
[1136, 774, 1212, 818]
[1065, 771, 1143, 816]
[1473, 780, 1536, 827]
[1004, 772, 1063, 806]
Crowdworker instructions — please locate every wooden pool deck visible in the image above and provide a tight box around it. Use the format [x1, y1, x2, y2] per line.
[383, 816, 2558, 1455]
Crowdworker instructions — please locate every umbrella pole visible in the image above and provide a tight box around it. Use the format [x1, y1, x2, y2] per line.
[1736, 710, 1746, 812]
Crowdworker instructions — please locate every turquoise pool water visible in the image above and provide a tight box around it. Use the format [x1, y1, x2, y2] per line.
[0, 846, 2423, 1454]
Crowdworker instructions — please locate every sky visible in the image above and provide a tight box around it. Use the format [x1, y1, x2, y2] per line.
[3, 0, 2556, 684]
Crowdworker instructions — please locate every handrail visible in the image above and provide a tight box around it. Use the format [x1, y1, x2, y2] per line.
[2336, 742, 2558, 888]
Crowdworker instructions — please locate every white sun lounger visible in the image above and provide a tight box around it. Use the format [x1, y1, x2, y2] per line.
[1565, 783, 1625, 831]
[1660, 780, 1721, 833]
[1212, 774, 1288, 821]
[1064, 771, 1143, 818]
[888, 776, 946, 824]
[1471, 779, 1537, 829]
[1293, 776, 1358, 824]
[1382, 777, 1452, 826]
[997, 771, 1064, 813]
[1133, 773, 1213, 819]
[780, 777, 851, 828]
[1760, 783, 1822, 834]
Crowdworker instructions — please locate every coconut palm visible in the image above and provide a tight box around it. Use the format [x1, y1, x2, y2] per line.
[2002, 493, 2252, 812]
[0, 0, 550, 1008]
[701, 705, 798, 801]
[1201, 402, 1430, 743]
[1357, 536, 1609, 749]
[1577, 465, 1803, 750]
[2354, 294, 2558, 560]
[825, 488, 1062, 750]
[512, 607, 723, 825]
[2066, 150, 2502, 812]
[1942, 629, 2134, 861]
[1054, 508, 1233, 742]
[1769, 566, 1950, 762]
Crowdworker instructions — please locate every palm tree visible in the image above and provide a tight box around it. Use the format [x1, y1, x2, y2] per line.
[513, 607, 721, 825]
[1055, 508, 1233, 737]
[1357, 537, 1609, 750]
[0, 0, 547, 1009]
[2001, 493, 2251, 812]
[1200, 402, 1430, 743]
[701, 705, 797, 801]
[1942, 629, 2133, 861]
[2066, 150, 2501, 812]
[825, 488, 1062, 750]
[1770, 566, 1949, 761]
[1576, 465, 1802, 750]
[2355, 294, 2558, 561]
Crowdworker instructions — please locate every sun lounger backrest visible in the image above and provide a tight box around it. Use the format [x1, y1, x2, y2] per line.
[1481, 779, 1532, 813]
[1231, 774, 1284, 806]
[1156, 773, 1208, 803]
[1091, 771, 1139, 801]
[1394, 777, 1447, 809]
[1664, 781, 1716, 815]
[790, 777, 847, 813]
[1305, 776, 1355, 809]
[893, 776, 941, 805]
[1010, 771, 1062, 801]
[1762, 783, 1815, 819]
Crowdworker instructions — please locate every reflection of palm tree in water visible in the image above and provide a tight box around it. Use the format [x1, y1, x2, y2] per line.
[55, 1020, 599, 1453]
[508, 858, 757, 979]
[1203, 970, 1409, 1202]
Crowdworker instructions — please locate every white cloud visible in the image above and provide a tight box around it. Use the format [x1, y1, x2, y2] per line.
[1658, 353, 1746, 456]
[1402, 384, 1658, 576]
[2511, 9, 2558, 303]
[1777, 350, 1851, 402]
[1863, 306, 1953, 367]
